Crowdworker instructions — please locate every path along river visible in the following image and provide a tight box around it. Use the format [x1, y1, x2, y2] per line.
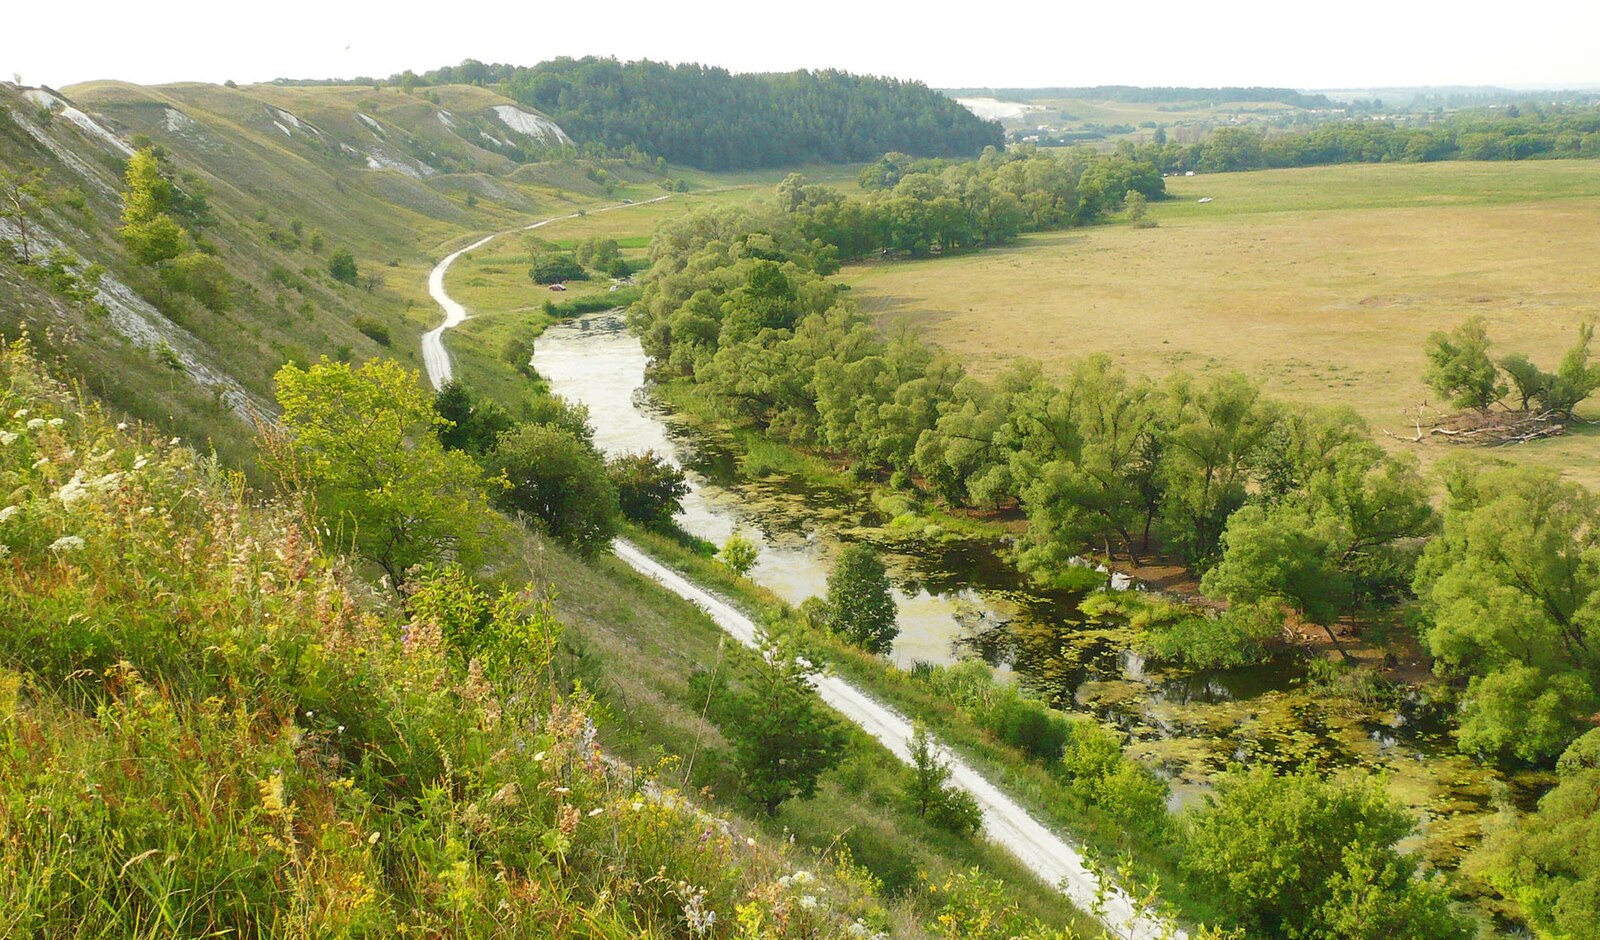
[427, 213, 1529, 930]
[426, 225, 1181, 938]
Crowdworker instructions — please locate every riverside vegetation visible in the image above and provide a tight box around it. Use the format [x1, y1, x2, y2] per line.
[4, 63, 1599, 938]
[620, 145, 1600, 935]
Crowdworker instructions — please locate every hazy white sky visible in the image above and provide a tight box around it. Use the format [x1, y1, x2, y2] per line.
[5, 0, 1598, 92]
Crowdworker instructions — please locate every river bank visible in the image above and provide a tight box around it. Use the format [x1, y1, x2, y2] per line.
[532, 311, 1547, 889]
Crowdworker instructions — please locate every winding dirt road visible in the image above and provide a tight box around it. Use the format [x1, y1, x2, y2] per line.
[422, 201, 1184, 940]
[422, 195, 675, 390]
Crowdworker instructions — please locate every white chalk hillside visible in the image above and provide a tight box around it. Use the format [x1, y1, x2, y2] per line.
[491, 105, 572, 146]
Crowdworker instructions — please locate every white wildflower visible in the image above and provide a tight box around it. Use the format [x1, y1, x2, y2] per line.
[55, 472, 89, 506]
[746, 837, 756, 846]
[133, 456, 148, 470]
[168, 437, 180, 446]
[49, 535, 85, 553]
[13, 408, 27, 419]
[791, 870, 814, 886]
[47, 418, 64, 428]
[32, 457, 49, 469]
[0, 505, 19, 523]
[632, 801, 644, 811]
[799, 895, 818, 911]
[587, 807, 603, 817]
[116, 422, 129, 431]
[532, 750, 547, 761]
[27, 418, 45, 430]
[0, 431, 16, 445]
[554, 786, 570, 794]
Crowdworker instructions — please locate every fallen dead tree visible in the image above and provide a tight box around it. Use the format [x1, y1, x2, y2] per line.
[1387, 402, 1573, 447]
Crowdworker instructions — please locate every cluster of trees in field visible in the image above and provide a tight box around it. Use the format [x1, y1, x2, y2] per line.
[777, 148, 1163, 259]
[1424, 315, 1600, 418]
[389, 57, 1004, 170]
[1127, 104, 1600, 172]
[525, 234, 634, 285]
[628, 176, 1600, 777]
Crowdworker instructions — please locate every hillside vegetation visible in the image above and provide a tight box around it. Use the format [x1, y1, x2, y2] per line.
[0, 337, 913, 938]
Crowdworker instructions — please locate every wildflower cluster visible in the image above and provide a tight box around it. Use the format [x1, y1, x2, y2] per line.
[0, 337, 895, 939]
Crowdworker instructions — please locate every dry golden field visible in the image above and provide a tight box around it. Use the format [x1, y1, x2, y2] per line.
[842, 161, 1600, 486]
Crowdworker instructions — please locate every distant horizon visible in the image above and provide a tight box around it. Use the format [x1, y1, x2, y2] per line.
[25, 71, 1600, 100]
[6, 0, 1598, 95]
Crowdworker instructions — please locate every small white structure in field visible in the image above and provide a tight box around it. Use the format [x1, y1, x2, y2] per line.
[1184, 170, 1196, 177]
[1198, 197, 1214, 204]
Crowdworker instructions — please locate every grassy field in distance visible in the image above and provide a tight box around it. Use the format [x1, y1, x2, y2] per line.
[841, 160, 1600, 488]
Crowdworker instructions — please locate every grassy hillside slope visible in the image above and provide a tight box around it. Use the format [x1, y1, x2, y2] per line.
[0, 337, 912, 938]
[1, 79, 672, 470]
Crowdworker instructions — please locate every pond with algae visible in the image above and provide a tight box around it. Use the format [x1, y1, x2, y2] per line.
[534, 311, 1546, 873]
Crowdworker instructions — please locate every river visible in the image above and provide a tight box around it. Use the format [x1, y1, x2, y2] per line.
[533, 310, 1541, 874]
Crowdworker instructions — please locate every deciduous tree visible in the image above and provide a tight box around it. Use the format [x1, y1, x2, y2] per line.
[267, 358, 492, 588]
[489, 423, 619, 556]
[1412, 464, 1600, 762]
[824, 543, 899, 654]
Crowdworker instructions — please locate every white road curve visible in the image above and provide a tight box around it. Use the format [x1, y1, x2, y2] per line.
[422, 197, 1184, 940]
[422, 196, 675, 390]
[612, 541, 1182, 940]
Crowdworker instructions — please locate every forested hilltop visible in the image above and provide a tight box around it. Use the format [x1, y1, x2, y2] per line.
[392, 58, 1003, 170]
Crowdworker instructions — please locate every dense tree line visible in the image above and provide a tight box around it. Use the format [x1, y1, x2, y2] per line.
[1125, 105, 1600, 172]
[391, 57, 1002, 170]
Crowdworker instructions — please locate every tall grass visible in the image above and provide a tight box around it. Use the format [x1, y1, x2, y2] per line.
[0, 337, 894, 940]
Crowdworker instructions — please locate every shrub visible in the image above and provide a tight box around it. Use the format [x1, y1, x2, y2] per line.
[606, 450, 688, 529]
[264, 357, 493, 587]
[1059, 718, 1169, 835]
[161, 250, 231, 311]
[353, 315, 392, 346]
[489, 423, 618, 555]
[719, 531, 759, 575]
[328, 248, 358, 284]
[698, 632, 847, 815]
[528, 252, 587, 284]
[825, 543, 899, 655]
[1182, 765, 1469, 938]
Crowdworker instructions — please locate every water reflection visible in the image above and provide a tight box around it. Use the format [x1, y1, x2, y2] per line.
[532, 311, 1528, 869]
